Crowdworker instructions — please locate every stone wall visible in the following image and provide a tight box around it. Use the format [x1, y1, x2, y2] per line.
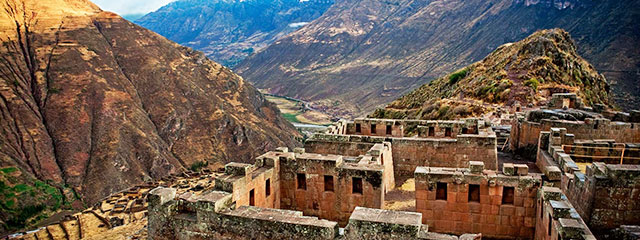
[534, 187, 596, 240]
[336, 118, 483, 138]
[511, 116, 640, 154]
[536, 128, 640, 234]
[148, 187, 339, 240]
[414, 163, 541, 239]
[214, 161, 280, 209]
[344, 207, 426, 239]
[148, 187, 478, 240]
[563, 163, 640, 232]
[278, 151, 385, 225]
[307, 132, 498, 177]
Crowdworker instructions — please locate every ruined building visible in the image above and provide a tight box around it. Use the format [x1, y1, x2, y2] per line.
[13, 94, 640, 240]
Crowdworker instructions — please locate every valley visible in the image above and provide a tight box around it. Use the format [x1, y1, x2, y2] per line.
[2, 0, 640, 239]
[263, 94, 333, 126]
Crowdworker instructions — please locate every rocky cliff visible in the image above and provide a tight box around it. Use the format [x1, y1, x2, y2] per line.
[370, 29, 610, 120]
[135, 0, 334, 67]
[236, 0, 639, 118]
[0, 0, 299, 233]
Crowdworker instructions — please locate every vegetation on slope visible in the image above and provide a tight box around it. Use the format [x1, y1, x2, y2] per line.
[371, 29, 611, 120]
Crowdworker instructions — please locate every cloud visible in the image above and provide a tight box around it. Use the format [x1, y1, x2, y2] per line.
[92, 0, 176, 15]
[288, 22, 310, 28]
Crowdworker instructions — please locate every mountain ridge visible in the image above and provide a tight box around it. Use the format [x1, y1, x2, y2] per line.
[0, 0, 299, 233]
[370, 29, 611, 120]
[236, 0, 639, 119]
[135, 0, 335, 67]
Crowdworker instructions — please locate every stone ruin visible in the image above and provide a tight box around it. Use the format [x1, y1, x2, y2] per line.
[12, 170, 217, 240]
[146, 105, 638, 240]
[12, 93, 640, 240]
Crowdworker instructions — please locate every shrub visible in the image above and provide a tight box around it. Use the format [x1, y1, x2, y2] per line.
[452, 105, 471, 116]
[524, 78, 540, 90]
[437, 105, 450, 118]
[448, 68, 469, 85]
[189, 161, 209, 172]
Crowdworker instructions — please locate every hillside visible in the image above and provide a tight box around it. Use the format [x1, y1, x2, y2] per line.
[235, 0, 640, 119]
[0, 0, 299, 233]
[135, 0, 334, 67]
[370, 29, 610, 120]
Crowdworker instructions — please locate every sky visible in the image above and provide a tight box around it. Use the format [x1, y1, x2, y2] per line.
[92, 0, 176, 16]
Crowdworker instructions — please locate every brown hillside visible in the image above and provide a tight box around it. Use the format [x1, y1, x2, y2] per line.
[370, 29, 611, 120]
[236, 0, 639, 119]
[0, 0, 299, 233]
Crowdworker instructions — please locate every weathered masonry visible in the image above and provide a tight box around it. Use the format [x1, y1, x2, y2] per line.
[148, 187, 481, 240]
[510, 93, 640, 155]
[213, 146, 392, 225]
[17, 92, 640, 240]
[537, 128, 640, 234]
[146, 145, 482, 239]
[414, 163, 541, 239]
[313, 118, 498, 175]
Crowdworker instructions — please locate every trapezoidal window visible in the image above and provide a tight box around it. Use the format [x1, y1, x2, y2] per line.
[297, 173, 306, 190]
[468, 184, 480, 202]
[249, 189, 255, 206]
[352, 177, 363, 194]
[371, 124, 377, 134]
[324, 175, 334, 192]
[428, 127, 435, 137]
[355, 123, 361, 133]
[436, 182, 447, 200]
[502, 186, 514, 205]
[445, 127, 452, 137]
[265, 178, 271, 197]
[386, 125, 392, 135]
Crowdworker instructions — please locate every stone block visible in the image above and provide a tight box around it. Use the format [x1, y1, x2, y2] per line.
[549, 200, 572, 219]
[541, 187, 563, 201]
[545, 166, 562, 181]
[469, 161, 484, 174]
[514, 164, 529, 176]
[224, 162, 253, 176]
[558, 218, 586, 239]
[503, 163, 515, 176]
[275, 147, 289, 153]
[293, 147, 305, 154]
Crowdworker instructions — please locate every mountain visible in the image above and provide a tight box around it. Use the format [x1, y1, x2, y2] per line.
[235, 0, 640, 119]
[135, 0, 335, 67]
[0, 0, 299, 233]
[370, 29, 610, 120]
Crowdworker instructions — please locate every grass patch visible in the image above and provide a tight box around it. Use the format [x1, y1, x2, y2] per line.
[448, 68, 469, 85]
[281, 113, 301, 123]
[1, 167, 17, 174]
[13, 184, 30, 193]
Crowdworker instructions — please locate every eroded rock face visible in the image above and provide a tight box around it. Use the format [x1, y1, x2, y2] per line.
[236, 0, 640, 118]
[0, 0, 299, 233]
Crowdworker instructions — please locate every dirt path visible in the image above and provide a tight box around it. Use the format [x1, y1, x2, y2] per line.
[506, 69, 532, 106]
